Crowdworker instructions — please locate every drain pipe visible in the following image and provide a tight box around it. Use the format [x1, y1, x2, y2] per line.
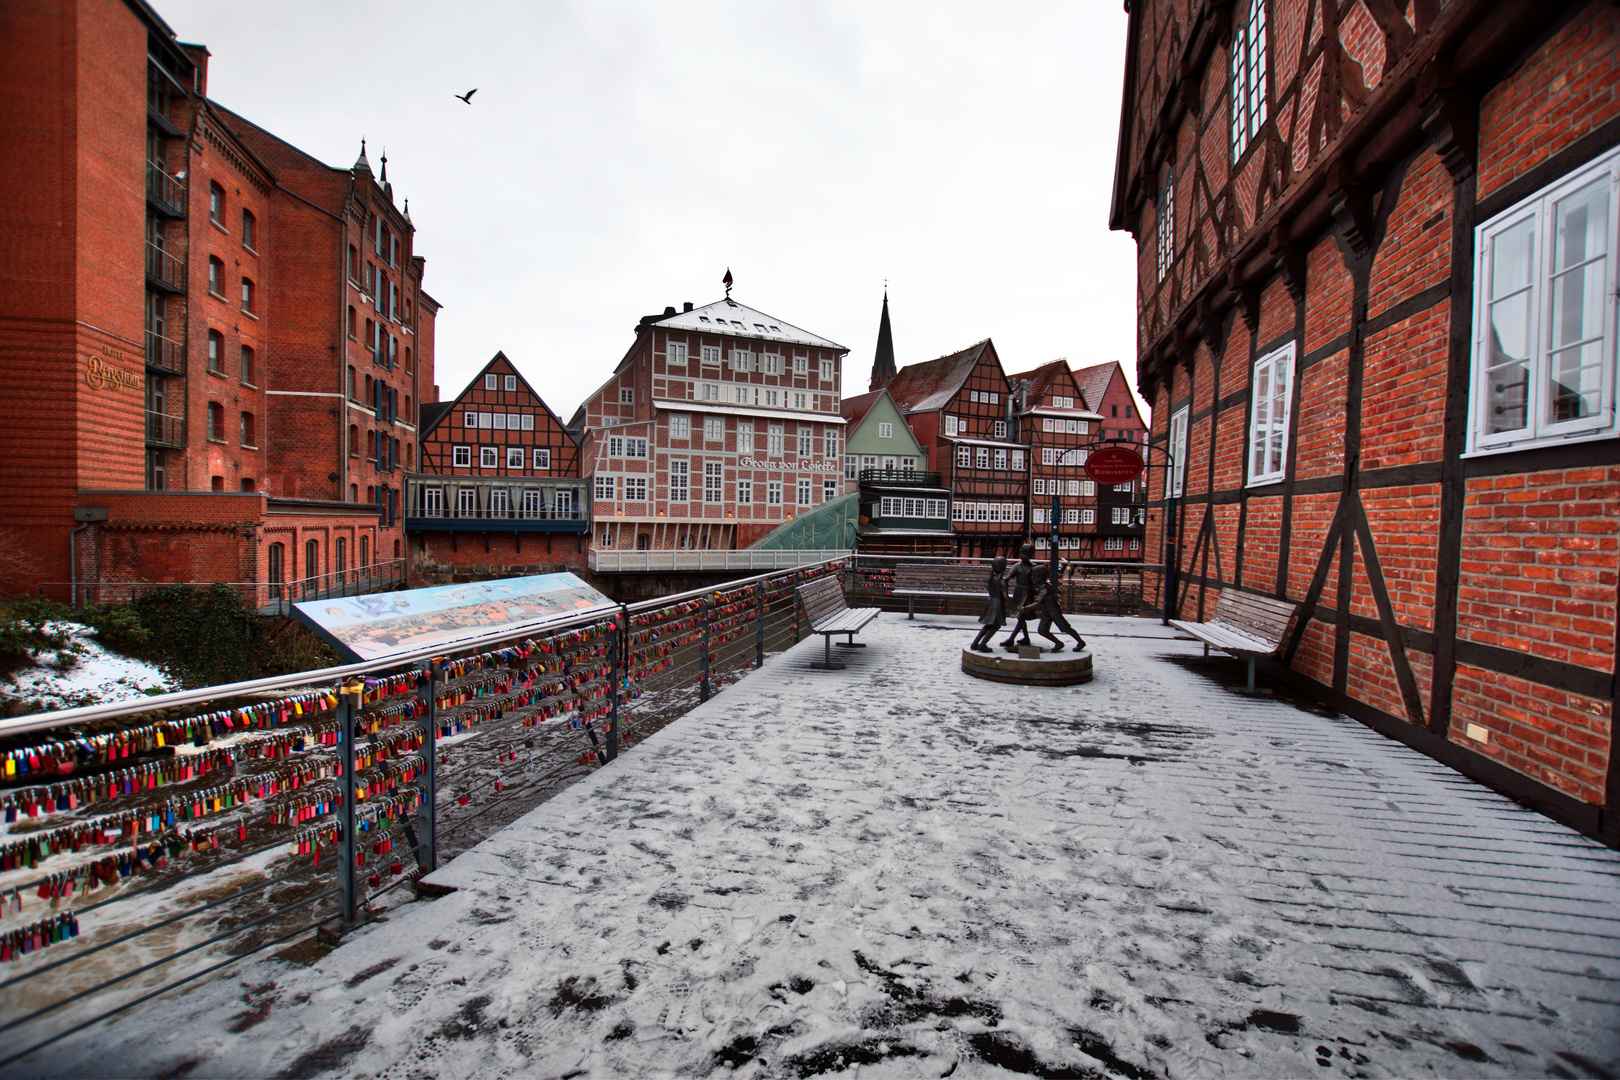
[69, 522, 89, 610]
[69, 507, 108, 611]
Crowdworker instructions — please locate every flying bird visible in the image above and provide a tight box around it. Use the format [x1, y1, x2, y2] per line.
[455, 88, 478, 104]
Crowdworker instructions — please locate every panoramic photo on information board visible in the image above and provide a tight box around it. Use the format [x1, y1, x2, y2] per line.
[292, 573, 616, 662]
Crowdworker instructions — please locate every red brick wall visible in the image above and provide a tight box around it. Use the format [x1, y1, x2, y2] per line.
[1477, 3, 1620, 202]
[412, 532, 588, 585]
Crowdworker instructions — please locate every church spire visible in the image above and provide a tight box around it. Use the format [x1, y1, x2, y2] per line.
[869, 288, 896, 392]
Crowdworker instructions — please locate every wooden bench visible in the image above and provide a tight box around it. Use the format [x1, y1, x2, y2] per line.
[892, 564, 988, 619]
[1171, 591, 1301, 693]
[795, 575, 880, 669]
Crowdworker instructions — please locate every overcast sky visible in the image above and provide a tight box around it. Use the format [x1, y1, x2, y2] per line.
[160, 0, 1139, 419]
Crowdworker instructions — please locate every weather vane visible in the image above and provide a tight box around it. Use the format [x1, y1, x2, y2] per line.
[723, 267, 734, 298]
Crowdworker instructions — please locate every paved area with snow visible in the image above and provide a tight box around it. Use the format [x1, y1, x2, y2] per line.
[20, 616, 1620, 1079]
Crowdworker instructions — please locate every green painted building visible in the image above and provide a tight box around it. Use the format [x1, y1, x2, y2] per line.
[840, 387, 952, 554]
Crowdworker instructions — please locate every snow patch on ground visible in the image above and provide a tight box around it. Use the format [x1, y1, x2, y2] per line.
[11, 615, 1620, 1078]
[1, 623, 173, 709]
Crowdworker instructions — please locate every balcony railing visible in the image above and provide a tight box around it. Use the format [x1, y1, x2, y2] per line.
[144, 242, 185, 293]
[589, 547, 850, 573]
[411, 506, 587, 523]
[145, 329, 185, 375]
[144, 410, 184, 448]
[859, 468, 944, 487]
[145, 161, 186, 216]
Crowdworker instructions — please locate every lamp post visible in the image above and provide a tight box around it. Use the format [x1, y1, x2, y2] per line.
[1095, 437, 1178, 626]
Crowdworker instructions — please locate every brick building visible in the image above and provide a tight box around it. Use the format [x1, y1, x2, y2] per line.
[1114, 0, 1619, 838]
[580, 297, 848, 555]
[0, 0, 437, 602]
[881, 340, 1030, 559]
[407, 352, 588, 583]
[1072, 360, 1150, 559]
[1007, 361, 1114, 560]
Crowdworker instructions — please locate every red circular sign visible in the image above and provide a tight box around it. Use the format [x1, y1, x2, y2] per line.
[1085, 445, 1145, 485]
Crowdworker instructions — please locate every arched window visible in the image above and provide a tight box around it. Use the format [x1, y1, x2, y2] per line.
[348, 306, 357, 339]
[267, 542, 284, 599]
[305, 538, 320, 583]
[240, 411, 256, 447]
[207, 401, 225, 441]
[360, 535, 369, 567]
[1230, 1, 1268, 159]
[335, 536, 347, 576]
[349, 425, 359, 457]
[207, 329, 224, 373]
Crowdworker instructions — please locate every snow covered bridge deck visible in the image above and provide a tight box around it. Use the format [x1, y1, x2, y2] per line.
[24, 616, 1620, 1078]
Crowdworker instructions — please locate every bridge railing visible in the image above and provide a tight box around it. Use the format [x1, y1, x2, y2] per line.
[0, 557, 850, 1067]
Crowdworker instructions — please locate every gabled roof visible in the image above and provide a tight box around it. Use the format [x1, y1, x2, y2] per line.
[424, 351, 577, 444]
[1008, 359, 1079, 406]
[644, 297, 846, 352]
[839, 389, 885, 430]
[884, 340, 993, 414]
[420, 401, 454, 433]
[1072, 361, 1123, 414]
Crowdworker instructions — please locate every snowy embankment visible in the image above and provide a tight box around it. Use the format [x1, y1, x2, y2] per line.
[1, 622, 174, 711]
[14, 615, 1620, 1079]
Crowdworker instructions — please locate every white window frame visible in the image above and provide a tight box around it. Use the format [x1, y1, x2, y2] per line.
[945, 415, 960, 437]
[504, 375, 517, 391]
[533, 448, 551, 470]
[506, 447, 524, 468]
[1011, 450, 1025, 471]
[798, 428, 812, 456]
[701, 345, 721, 367]
[704, 461, 723, 502]
[819, 359, 834, 381]
[704, 415, 724, 443]
[738, 481, 753, 504]
[480, 446, 498, 468]
[1467, 146, 1620, 454]
[452, 446, 471, 468]
[520, 414, 535, 431]
[956, 445, 971, 468]
[731, 349, 752, 372]
[625, 477, 648, 501]
[484, 374, 497, 390]
[797, 478, 811, 505]
[762, 353, 782, 375]
[1157, 168, 1175, 283]
[824, 479, 838, 502]
[1230, 0, 1268, 160]
[667, 343, 687, 367]
[975, 446, 989, 469]
[793, 356, 808, 375]
[766, 480, 782, 505]
[669, 459, 689, 501]
[1247, 342, 1295, 486]
[767, 424, 784, 456]
[595, 475, 616, 500]
[1168, 405, 1189, 498]
[670, 413, 691, 439]
[619, 387, 634, 404]
[877, 422, 892, 439]
[626, 437, 648, 459]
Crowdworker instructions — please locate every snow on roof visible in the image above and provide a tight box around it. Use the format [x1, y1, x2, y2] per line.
[885, 339, 992, 414]
[1008, 359, 1078, 404]
[839, 388, 886, 430]
[1072, 361, 1122, 414]
[649, 298, 847, 352]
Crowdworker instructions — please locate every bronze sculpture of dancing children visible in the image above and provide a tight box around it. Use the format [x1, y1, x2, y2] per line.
[970, 556, 1009, 652]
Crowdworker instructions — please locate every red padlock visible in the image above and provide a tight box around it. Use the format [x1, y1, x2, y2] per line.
[390, 860, 402, 875]
[368, 873, 380, 888]
[457, 794, 470, 806]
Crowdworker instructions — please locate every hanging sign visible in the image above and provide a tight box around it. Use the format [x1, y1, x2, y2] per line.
[1084, 446, 1145, 485]
[292, 573, 616, 662]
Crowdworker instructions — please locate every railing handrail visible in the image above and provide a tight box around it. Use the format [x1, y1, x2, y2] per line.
[0, 557, 843, 738]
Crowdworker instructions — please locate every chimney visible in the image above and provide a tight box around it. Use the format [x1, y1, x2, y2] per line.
[683, 302, 694, 312]
[663, 306, 677, 316]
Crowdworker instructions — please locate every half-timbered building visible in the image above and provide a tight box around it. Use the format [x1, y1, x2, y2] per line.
[1114, 0, 1619, 839]
[406, 353, 587, 581]
[582, 297, 848, 555]
[882, 341, 1030, 558]
[1008, 361, 1114, 560]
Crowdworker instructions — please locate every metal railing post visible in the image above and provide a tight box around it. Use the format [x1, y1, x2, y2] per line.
[416, 661, 439, 873]
[337, 679, 363, 926]
[755, 580, 766, 668]
[792, 569, 802, 644]
[1115, 565, 1122, 617]
[607, 605, 626, 762]
[699, 595, 712, 703]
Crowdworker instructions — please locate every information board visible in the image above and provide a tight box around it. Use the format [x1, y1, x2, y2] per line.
[292, 573, 617, 663]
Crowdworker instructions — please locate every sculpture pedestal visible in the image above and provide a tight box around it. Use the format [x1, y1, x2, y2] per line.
[961, 647, 1093, 686]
